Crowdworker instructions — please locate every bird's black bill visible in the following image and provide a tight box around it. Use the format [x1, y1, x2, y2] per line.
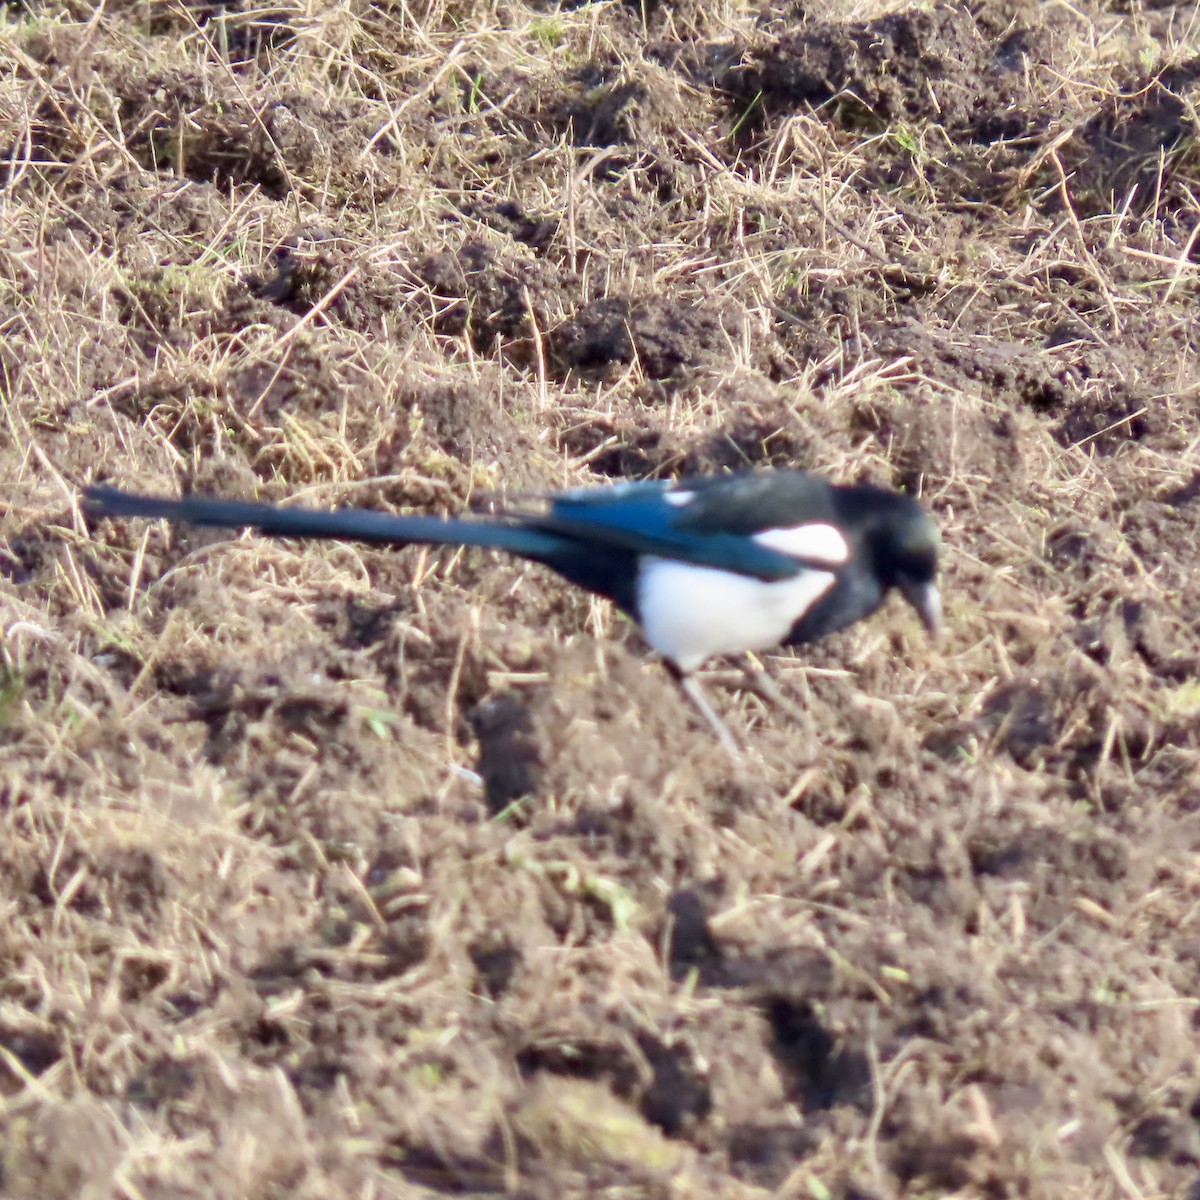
[899, 578, 942, 638]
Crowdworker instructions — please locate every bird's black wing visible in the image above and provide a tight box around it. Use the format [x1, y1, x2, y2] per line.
[669, 471, 838, 535]
[528, 470, 843, 581]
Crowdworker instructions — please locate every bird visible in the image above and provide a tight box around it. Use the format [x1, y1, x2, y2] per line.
[83, 471, 941, 756]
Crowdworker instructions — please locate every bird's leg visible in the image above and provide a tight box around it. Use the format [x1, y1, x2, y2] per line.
[669, 667, 741, 762]
[741, 652, 809, 725]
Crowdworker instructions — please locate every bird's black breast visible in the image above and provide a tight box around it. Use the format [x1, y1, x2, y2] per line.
[785, 564, 884, 645]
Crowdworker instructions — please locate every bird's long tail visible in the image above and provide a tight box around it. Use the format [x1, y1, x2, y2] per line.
[82, 485, 566, 560]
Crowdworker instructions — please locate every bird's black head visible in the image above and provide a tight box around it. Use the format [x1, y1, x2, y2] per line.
[877, 493, 941, 636]
[841, 485, 942, 637]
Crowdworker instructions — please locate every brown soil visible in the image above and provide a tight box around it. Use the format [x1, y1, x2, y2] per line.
[3, 1, 1200, 1197]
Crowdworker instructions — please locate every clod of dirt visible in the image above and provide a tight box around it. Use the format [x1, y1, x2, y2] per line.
[550, 297, 636, 370]
[557, 71, 647, 147]
[551, 295, 734, 380]
[467, 693, 542, 816]
[1127, 1112, 1200, 1162]
[637, 1034, 712, 1136]
[545, 58, 691, 148]
[852, 390, 1024, 493]
[728, 3, 1043, 135]
[864, 320, 1152, 454]
[0, 1024, 62, 1079]
[555, 412, 674, 479]
[31, 842, 170, 924]
[1165, 473, 1200, 508]
[120, 72, 374, 199]
[664, 889, 722, 981]
[1123, 598, 1199, 683]
[721, 2, 1076, 207]
[459, 199, 558, 250]
[981, 679, 1057, 767]
[1058, 59, 1200, 215]
[250, 224, 344, 308]
[249, 225, 417, 341]
[468, 935, 520, 998]
[763, 994, 871, 1111]
[414, 239, 568, 354]
[874, 321, 1066, 408]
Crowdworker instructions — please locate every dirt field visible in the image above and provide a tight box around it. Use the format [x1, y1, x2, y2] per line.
[3, 0, 1200, 1196]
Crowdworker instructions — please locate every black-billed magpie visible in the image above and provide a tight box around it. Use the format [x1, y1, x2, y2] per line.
[83, 472, 941, 754]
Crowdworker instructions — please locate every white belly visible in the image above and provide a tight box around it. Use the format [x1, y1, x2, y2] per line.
[636, 557, 837, 673]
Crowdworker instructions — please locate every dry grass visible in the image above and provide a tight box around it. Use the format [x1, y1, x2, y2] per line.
[4, 0, 1200, 1196]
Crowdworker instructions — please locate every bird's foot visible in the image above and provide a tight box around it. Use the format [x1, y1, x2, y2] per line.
[676, 674, 742, 763]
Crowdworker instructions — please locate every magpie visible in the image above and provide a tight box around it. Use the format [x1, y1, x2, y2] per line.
[83, 471, 941, 755]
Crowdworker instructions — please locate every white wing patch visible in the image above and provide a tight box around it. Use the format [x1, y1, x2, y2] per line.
[637, 558, 837, 674]
[665, 489, 695, 508]
[753, 522, 848, 565]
